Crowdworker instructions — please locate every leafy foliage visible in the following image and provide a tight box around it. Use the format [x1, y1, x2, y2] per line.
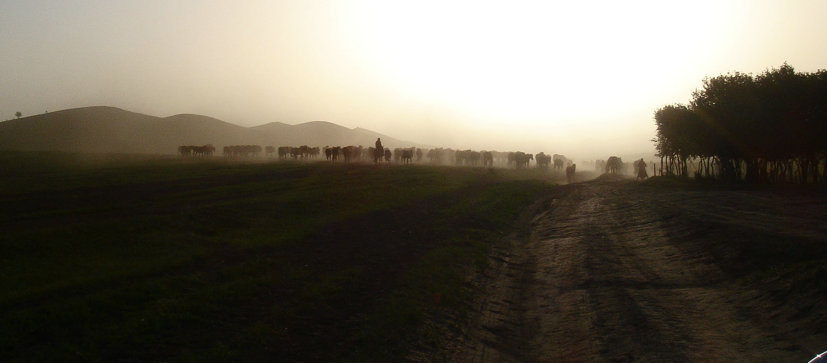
[653, 64, 827, 183]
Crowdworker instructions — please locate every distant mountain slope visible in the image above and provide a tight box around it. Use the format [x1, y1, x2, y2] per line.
[0, 106, 418, 154]
[252, 121, 406, 148]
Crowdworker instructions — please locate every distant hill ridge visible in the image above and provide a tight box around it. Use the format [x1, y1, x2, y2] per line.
[0, 106, 417, 154]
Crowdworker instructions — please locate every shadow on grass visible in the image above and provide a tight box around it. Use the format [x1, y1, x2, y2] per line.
[0, 155, 550, 361]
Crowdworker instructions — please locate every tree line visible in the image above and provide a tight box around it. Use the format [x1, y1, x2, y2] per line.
[653, 63, 827, 183]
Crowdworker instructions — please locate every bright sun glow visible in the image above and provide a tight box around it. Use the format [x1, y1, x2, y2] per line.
[346, 1, 734, 129]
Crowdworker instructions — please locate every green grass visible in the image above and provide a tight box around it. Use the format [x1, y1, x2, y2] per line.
[0, 152, 551, 361]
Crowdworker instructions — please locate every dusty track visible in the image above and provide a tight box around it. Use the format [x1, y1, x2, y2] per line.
[423, 179, 827, 362]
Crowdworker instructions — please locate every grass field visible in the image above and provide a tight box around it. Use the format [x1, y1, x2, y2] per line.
[0, 152, 553, 361]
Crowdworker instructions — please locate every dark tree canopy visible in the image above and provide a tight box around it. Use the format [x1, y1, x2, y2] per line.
[653, 64, 827, 183]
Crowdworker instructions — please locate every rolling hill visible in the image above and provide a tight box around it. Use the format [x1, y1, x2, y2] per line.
[0, 106, 418, 155]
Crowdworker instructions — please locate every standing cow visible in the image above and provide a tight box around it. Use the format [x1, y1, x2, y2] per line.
[566, 163, 576, 183]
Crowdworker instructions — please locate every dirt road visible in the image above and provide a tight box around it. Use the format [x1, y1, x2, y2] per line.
[421, 179, 827, 362]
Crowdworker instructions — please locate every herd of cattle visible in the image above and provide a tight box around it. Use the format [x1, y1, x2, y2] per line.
[177, 144, 640, 177]
[179, 144, 575, 168]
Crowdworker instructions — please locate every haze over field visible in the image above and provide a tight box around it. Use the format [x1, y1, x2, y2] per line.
[2, 1, 826, 159]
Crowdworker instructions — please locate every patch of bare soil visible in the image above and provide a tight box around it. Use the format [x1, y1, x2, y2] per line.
[592, 173, 631, 183]
[417, 179, 827, 362]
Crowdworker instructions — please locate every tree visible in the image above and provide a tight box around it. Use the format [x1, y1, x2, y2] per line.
[15, 111, 21, 119]
[653, 63, 827, 184]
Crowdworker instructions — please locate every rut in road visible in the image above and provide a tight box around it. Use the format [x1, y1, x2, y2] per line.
[435, 180, 819, 362]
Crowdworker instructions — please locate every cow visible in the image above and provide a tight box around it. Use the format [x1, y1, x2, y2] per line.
[330, 146, 341, 162]
[566, 163, 577, 183]
[482, 151, 494, 167]
[595, 159, 607, 173]
[191, 144, 214, 156]
[553, 154, 567, 172]
[427, 148, 444, 164]
[511, 152, 532, 169]
[401, 148, 414, 164]
[278, 146, 291, 159]
[536, 152, 551, 169]
[342, 146, 357, 163]
[606, 156, 623, 174]
[178, 145, 193, 157]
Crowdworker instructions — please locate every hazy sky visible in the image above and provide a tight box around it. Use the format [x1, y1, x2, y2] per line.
[2, 1, 826, 158]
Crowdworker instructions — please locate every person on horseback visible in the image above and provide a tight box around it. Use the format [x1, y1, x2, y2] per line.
[374, 138, 384, 164]
[637, 158, 648, 180]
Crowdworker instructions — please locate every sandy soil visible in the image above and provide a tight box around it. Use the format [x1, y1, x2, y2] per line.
[413, 178, 827, 362]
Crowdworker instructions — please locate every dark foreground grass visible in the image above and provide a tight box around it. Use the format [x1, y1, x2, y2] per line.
[0, 152, 550, 361]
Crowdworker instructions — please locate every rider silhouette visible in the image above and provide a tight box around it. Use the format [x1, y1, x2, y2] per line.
[374, 138, 384, 164]
[637, 158, 648, 180]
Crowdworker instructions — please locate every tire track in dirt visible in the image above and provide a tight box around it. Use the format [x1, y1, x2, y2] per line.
[435, 180, 820, 362]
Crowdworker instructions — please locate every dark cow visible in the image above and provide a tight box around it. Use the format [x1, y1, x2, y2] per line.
[330, 146, 341, 162]
[179, 144, 214, 157]
[595, 159, 607, 173]
[178, 145, 193, 156]
[536, 152, 551, 169]
[606, 156, 623, 174]
[553, 154, 567, 172]
[482, 151, 493, 167]
[511, 152, 532, 169]
[427, 148, 444, 164]
[342, 146, 357, 163]
[278, 146, 291, 159]
[401, 148, 414, 164]
[566, 163, 576, 183]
